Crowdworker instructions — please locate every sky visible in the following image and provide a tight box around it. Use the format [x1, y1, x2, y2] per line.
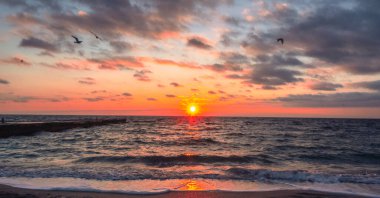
[0, 0, 380, 118]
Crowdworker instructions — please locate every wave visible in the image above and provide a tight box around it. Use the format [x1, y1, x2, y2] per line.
[227, 168, 380, 184]
[75, 154, 275, 166]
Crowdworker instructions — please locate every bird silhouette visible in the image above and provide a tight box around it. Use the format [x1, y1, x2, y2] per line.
[277, 38, 284, 45]
[90, 31, 102, 40]
[72, 35, 83, 44]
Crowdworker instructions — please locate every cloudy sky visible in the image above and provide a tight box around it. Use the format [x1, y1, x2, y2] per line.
[0, 0, 380, 118]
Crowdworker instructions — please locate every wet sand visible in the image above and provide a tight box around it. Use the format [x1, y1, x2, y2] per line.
[0, 184, 371, 198]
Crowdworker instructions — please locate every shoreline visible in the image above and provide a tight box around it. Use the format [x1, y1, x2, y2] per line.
[0, 184, 374, 198]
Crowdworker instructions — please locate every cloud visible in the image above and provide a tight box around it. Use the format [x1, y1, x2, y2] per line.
[109, 41, 133, 53]
[223, 16, 244, 27]
[40, 62, 91, 70]
[147, 97, 157, 101]
[0, 57, 31, 66]
[187, 36, 212, 50]
[239, 54, 306, 88]
[122, 92, 133, 97]
[353, 80, 380, 91]
[207, 63, 243, 73]
[249, 66, 303, 87]
[283, 1, 380, 74]
[19, 37, 57, 52]
[0, 79, 10, 84]
[5, 0, 230, 41]
[91, 90, 107, 94]
[309, 81, 343, 91]
[146, 58, 202, 69]
[47, 96, 70, 102]
[170, 82, 182, 87]
[220, 31, 241, 47]
[83, 97, 104, 102]
[0, 93, 70, 103]
[208, 90, 217, 94]
[166, 94, 176, 98]
[133, 70, 152, 82]
[78, 77, 96, 85]
[277, 92, 380, 107]
[90, 57, 144, 70]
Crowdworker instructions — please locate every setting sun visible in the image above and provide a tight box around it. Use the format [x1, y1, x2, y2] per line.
[187, 104, 199, 116]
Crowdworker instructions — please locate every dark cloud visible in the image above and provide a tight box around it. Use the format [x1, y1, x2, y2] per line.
[207, 63, 243, 73]
[223, 16, 244, 27]
[225, 74, 247, 79]
[109, 41, 133, 53]
[284, 1, 380, 74]
[353, 80, 380, 91]
[170, 82, 182, 87]
[133, 70, 152, 82]
[187, 37, 212, 50]
[277, 92, 380, 107]
[241, 32, 276, 55]
[235, 54, 307, 88]
[254, 54, 305, 67]
[78, 77, 96, 85]
[165, 94, 176, 98]
[220, 31, 241, 47]
[208, 90, 217, 94]
[0, 79, 10, 84]
[249, 66, 303, 87]
[220, 52, 249, 65]
[5, 0, 230, 40]
[19, 37, 57, 52]
[0, 0, 63, 12]
[309, 82, 343, 91]
[122, 92, 133, 97]
[208, 52, 249, 72]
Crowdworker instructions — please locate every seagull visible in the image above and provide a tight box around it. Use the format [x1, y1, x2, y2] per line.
[277, 38, 284, 45]
[72, 35, 83, 44]
[90, 31, 102, 40]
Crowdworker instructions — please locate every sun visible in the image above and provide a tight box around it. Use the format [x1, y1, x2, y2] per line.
[187, 103, 199, 116]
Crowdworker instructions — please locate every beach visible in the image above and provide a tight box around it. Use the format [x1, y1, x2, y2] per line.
[0, 184, 371, 198]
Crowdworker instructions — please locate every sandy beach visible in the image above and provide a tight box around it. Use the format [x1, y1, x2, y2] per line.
[0, 184, 372, 198]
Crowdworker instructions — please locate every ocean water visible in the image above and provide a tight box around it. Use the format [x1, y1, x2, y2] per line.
[0, 115, 379, 196]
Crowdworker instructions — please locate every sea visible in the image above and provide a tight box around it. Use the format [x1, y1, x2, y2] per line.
[0, 115, 379, 196]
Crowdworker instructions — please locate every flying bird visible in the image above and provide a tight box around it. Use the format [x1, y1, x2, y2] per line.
[72, 35, 83, 44]
[277, 38, 284, 45]
[90, 31, 102, 40]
